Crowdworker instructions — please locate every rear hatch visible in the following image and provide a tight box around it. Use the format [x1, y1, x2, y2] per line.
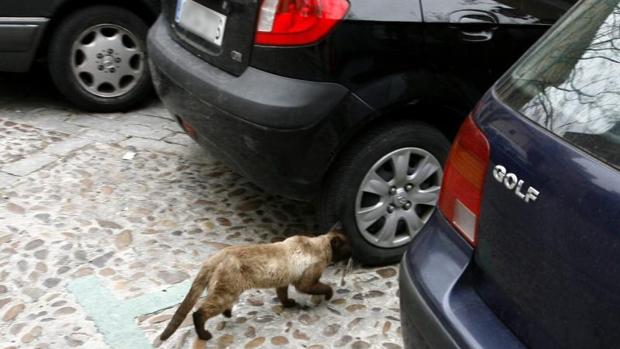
[473, 1, 620, 347]
[475, 104, 620, 348]
[163, 0, 259, 75]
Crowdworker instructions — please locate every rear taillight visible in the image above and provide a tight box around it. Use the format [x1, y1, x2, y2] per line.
[438, 115, 490, 245]
[255, 0, 349, 46]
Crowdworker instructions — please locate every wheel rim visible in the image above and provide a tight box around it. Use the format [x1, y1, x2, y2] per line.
[355, 147, 443, 248]
[71, 24, 145, 98]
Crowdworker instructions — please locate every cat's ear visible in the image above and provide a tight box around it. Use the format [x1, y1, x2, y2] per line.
[330, 234, 345, 249]
[330, 233, 351, 262]
[329, 233, 349, 251]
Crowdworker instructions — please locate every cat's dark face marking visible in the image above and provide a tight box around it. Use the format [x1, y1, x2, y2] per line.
[330, 232, 351, 263]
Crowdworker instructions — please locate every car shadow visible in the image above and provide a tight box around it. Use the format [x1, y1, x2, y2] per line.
[0, 64, 159, 112]
[0, 65, 77, 110]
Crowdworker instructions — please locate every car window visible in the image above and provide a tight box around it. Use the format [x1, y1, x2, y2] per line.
[496, 0, 620, 169]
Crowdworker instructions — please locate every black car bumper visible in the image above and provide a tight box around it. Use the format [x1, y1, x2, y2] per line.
[399, 212, 526, 349]
[147, 17, 372, 200]
[0, 17, 48, 72]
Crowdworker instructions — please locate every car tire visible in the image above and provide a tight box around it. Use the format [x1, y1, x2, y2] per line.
[48, 5, 152, 112]
[319, 121, 451, 266]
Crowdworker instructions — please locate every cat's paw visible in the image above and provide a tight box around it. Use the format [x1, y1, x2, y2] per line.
[324, 287, 334, 301]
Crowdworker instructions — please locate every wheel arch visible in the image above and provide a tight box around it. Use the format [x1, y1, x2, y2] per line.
[317, 101, 456, 264]
[320, 100, 466, 192]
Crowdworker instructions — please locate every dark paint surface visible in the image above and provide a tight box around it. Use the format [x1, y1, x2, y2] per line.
[0, 0, 160, 72]
[0, 0, 160, 17]
[399, 79, 620, 349]
[400, 212, 525, 349]
[150, 0, 571, 201]
[400, 1, 620, 348]
[473, 92, 620, 348]
[162, 0, 259, 76]
[472, 2, 620, 345]
[164, 0, 576, 112]
[250, 0, 575, 114]
[422, 0, 573, 111]
[148, 18, 373, 200]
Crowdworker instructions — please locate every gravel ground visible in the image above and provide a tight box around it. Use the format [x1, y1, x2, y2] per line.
[0, 71, 403, 349]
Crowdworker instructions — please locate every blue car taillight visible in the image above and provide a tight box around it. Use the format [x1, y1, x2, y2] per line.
[438, 114, 490, 245]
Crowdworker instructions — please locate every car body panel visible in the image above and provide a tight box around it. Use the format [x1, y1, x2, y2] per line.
[148, 18, 373, 200]
[473, 90, 620, 348]
[0, 17, 48, 71]
[399, 212, 525, 349]
[150, 0, 572, 201]
[251, 0, 574, 114]
[149, 18, 351, 130]
[160, 0, 259, 76]
[0, 0, 159, 72]
[421, 0, 576, 111]
[400, 90, 620, 348]
[400, 1, 620, 347]
[0, 0, 160, 18]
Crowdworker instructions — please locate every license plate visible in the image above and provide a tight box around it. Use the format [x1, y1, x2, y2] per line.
[175, 0, 227, 46]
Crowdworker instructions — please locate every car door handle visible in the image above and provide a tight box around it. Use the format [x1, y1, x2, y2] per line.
[456, 12, 498, 42]
[460, 28, 494, 42]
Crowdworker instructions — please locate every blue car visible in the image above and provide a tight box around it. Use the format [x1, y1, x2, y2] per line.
[398, 0, 620, 348]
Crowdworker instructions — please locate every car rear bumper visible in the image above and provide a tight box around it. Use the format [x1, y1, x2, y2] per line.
[147, 17, 372, 200]
[399, 212, 526, 349]
[0, 17, 48, 72]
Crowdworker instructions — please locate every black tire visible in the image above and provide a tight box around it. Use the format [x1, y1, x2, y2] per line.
[48, 6, 152, 112]
[319, 121, 451, 266]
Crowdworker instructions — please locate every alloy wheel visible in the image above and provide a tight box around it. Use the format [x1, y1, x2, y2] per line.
[71, 24, 145, 98]
[355, 147, 443, 248]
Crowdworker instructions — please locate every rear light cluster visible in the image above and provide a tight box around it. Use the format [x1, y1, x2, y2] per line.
[438, 115, 490, 245]
[255, 0, 349, 46]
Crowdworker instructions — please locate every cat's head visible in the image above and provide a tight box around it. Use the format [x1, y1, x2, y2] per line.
[326, 223, 351, 263]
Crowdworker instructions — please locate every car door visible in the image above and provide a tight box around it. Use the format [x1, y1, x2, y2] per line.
[420, 0, 575, 111]
[329, 0, 428, 110]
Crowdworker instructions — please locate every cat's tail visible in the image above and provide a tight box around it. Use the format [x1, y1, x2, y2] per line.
[158, 263, 213, 342]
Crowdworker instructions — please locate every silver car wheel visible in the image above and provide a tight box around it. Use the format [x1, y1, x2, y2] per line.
[355, 147, 443, 248]
[71, 24, 145, 98]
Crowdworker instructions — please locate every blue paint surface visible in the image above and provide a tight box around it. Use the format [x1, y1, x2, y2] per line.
[68, 276, 191, 349]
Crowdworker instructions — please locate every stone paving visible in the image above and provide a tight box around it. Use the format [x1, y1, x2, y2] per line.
[0, 72, 403, 349]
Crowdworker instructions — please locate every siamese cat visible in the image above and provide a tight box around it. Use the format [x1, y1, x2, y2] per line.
[156, 227, 351, 344]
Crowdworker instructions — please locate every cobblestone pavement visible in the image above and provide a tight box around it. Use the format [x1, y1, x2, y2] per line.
[0, 72, 403, 349]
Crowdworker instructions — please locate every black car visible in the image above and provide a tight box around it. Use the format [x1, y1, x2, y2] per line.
[0, 0, 160, 112]
[148, 0, 574, 265]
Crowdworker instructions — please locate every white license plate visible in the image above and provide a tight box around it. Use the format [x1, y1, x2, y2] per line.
[175, 0, 227, 46]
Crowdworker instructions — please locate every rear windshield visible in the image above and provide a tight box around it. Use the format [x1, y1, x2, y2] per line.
[496, 0, 620, 169]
